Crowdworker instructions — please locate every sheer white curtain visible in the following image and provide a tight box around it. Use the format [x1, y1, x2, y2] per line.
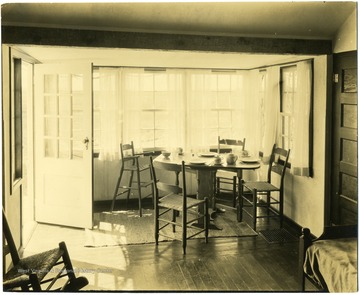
[186, 70, 248, 151]
[94, 68, 122, 161]
[240, 70, 262, 155]
[261, 66, 280, 162]
[122, 68, 185, 150]
[291, 60, 312, 176]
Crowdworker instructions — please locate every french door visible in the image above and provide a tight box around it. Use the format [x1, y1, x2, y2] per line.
[34, 63, 93, 228]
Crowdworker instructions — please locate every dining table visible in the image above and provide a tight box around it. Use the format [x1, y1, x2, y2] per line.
[153, 151, 261, 230]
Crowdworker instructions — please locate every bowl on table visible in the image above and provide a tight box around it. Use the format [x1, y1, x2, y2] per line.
[161, 151, 171, 158]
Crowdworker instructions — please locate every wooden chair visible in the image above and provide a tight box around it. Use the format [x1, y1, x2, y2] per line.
[150, 157, 209, 254]
[2, 209, 88, 291]
[215, 137, 246, 208]
[238, 144, 290, 231]
[111, 141, 154, 217]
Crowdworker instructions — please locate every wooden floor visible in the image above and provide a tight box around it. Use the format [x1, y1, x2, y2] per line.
[23, 198, 306, 292]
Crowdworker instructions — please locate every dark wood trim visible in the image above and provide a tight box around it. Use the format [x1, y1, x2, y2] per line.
[2, 26, 332, 55]
[324, 54, 333, 227]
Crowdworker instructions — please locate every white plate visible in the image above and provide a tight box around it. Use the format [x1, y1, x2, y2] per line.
[241, 158, 260, 163]
[189, 160, 207, 165]
[199, 152, 217, 157]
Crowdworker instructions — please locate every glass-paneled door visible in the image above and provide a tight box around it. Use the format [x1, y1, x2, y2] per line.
[34, 63, 93, 228]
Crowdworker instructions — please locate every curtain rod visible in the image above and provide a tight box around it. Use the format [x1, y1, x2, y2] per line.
[93, 57, 315, 72]
[253, 57, 315, 71]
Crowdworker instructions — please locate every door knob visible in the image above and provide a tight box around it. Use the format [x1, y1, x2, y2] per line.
[83, 137, 89, 150]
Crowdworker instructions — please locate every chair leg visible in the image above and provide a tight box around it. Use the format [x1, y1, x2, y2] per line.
[28, 273, 41, 291]
[279, 191, 284, 228]
[136, 169, 142, 217]
[182, 207, 187, 255]
[154, 203, 159, 245]
[232, 176, 237, 208]
[266, 191, 271, 215]
[111, 167, 124, 212]
[204, 198, 209, 243]
[126, 171, 134, 206]
[59, 242, 77, 282]
[237, 180, 244, 222]
[172, 210, 176, 232]
[150, 169, 155, 206]
[60, 241, 89, 291]
[252, 189, 257, 231]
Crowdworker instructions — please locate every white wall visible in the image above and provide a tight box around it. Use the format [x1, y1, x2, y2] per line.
[283, 56, 328, 236]
[333, 8, 357, 53]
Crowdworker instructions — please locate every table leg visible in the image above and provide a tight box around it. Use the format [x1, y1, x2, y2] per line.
[192, 169, 222, 230]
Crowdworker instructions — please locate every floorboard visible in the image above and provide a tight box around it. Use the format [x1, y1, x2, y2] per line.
[22, 199, 301, 291]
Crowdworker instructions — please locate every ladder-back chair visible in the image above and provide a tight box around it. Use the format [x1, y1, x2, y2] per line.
[2, 209, 88, 291]
[150, 157, 209, 254]
[111, 142, 154, 217]
[238, 144, 290, 231]
[215, 137, 246, 208]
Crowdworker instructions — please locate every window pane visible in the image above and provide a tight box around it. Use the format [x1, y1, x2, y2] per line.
[59, 117, 70, 139]
[44, 74, 57, 93]
[59, 95, 71, 116]
[44, 117, 57, 137]
[72, 74, 83, 93]
[155, 111, 169, 129]
[140, 112, 154, 129]
[218, 75, 231, 91]
[59, 139, 70, 159]
[72, 140, 83, 159]
[217, 92, 231, 108]
[140, 92, 153, 109]
[154, 92, 168, 109]
[44, 95, 57, 115]
[59, 74, 71, 93]
[72, 115, 82, 140]
[141, 74, 153, 91]
[72, 95, 82, 112]
[219, 111, 232, 128]
[44, 139, 57, 158]
[154, 74, 167, 91]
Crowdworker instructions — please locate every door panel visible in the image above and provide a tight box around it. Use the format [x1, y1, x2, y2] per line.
[331, 51, 358, 225]
[34, 63, 93, 228]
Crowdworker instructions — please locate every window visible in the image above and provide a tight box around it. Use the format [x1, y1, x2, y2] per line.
[279, 66, 297, 151]
[93, 67, 247, 158]
[11, 58, 22, 188]
[258, 70, 267, 147]
[43, 73, 84, 159]
[279, 61, 313, 176]
[122, 69, 184, 149]
[187, 71, 244, 148]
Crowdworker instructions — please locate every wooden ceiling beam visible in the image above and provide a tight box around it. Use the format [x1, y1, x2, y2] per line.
[2, 26, 332, 55]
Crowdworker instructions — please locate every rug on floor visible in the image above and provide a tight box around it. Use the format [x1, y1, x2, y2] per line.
[85, 209, 257, 247]
[258, 228, 299, 244]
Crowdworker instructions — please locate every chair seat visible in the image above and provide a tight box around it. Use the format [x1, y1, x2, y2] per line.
[159, 194, 205, 211]
[3, 247, 64, 290]
[123, 164, 150, 172]
[244, 181, 279, 192]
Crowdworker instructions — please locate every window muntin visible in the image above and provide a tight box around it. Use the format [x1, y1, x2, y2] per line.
[43, 73, 84, 159]
[279, 66, 297, 151]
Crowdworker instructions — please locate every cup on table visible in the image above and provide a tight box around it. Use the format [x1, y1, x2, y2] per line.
[176, 147, 183, 155]
[214, 155, 222, 164]
[161, 150, 171, 158]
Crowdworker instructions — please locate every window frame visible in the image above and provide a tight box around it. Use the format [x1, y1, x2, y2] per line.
[10, 57, 23, 193]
